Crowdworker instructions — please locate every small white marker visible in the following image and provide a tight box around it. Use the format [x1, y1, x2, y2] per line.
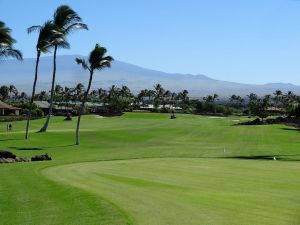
[273, 156, 276, 161]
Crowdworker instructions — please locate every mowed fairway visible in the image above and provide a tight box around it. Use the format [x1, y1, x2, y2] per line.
[44, 158, 300, 225]
[1, 113, 300, 225]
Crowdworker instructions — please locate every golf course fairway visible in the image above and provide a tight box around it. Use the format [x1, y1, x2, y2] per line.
[1, 113, 300, 224]
[43, 158, 300, 225]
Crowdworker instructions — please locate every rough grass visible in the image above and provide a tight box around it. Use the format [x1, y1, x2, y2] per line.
[0, 113, 300, 225]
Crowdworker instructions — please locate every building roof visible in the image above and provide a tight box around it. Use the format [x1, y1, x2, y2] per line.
[33, 101, 50, 109]
[0, 101, 20, 110]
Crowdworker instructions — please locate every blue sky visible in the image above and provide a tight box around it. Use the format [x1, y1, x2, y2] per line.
[2, 0, 300, 84]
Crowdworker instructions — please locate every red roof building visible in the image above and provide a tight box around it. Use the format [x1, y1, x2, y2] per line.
[0, 101, 20, 116]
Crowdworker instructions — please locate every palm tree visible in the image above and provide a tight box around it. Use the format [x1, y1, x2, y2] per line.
[179, 89, 189, 111]
[273, 90, 283, 107]
[154, 84, 164, 109]
[72, 83, 85, 102]
[25, 21, 58, 139]
[75, 44, 113, 145]
[62, 86, 72, 111]
[170, 92, 177, 117]
[98, 88, 108, 105]
[40, 5, 88, 132]
[54, 84, 63, 102]
[19, 92, 28, 103]
[0, 85, 9, 101]
[35, 91, 49, 101]
[0, 21, 22, 60]
[8, 85, 17, 101]
[137, 89, 148, 107]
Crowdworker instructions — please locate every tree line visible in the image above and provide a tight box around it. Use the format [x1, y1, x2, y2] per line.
[2, 83, 300, 120]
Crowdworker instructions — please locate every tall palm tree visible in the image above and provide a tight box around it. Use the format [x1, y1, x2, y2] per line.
[40, 5, 88, 132]
[0, 21, 22, 60]
[75, 44, 113, 145]
[25, 21, 59, 139]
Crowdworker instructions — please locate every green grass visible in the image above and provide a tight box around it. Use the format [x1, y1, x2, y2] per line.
[0, 113, 300, 224]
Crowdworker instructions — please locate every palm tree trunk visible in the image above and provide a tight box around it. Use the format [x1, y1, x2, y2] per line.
[39, 45, 57, 132]
[75, 70, 93, 145]
[25, 50, 41, 139]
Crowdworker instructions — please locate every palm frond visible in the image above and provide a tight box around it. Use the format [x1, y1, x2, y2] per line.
[87, 44, 114, 70]
[75, 57, 89, 70]
[27, 25, 41, 34]
[29, 20, 58, 53]
[55, 38, 70, 49]
[0, 21, 16, 46]
[54, 5, 82, 29]
[65, 22, 88, 34]
[0, 46, 22, 60]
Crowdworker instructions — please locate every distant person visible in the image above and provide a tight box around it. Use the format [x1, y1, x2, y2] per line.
[8, 123, 12, 131]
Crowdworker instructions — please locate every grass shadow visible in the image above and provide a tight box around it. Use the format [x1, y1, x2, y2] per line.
[225, 155, 300, 162]
[0, 138, 22, 142]
[280, 127, 300, 132]
[12, 147, 45, 151]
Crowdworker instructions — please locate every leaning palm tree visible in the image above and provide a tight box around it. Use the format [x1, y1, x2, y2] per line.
[75, 44, 113, 145]
[25, 21, 59, 139]
[39, 5, 88, 132]
[0, 21, 22, 60]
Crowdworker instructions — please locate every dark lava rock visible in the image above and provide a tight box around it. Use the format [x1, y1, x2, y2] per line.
[239, 118, 263, 125]
[0, 150, 16, 159]
[31, 154, 52, 161]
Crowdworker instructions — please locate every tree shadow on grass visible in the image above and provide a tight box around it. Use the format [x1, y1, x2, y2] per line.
[0, 138, 22, 142]
[9, 147, 45, 151]
[9, 144, 76, 151]
[280, 127, 300, 132]
[224, 154, 300, 162]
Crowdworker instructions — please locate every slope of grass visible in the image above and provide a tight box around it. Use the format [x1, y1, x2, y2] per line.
[0, 113, 300, 224]
[43, 158, 300, 225]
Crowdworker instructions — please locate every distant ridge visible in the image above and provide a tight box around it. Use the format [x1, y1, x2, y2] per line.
[1, 55, 300, 97]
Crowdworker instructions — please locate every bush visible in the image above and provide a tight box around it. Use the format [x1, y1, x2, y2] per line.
[290, 104, 300, 118]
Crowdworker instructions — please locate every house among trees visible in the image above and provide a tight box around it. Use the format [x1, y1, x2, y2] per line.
[33, 101, 50, 115]
[0, 100, 20, 116]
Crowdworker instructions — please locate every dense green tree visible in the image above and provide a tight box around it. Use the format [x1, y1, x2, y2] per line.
[35, 91, 49, 101]
[8, 85, 18, 100]
[72, 83, 85, 102]
[273, 90, 283, 107]
[248, 94, 271, 120]
[230, 94, 244, 108]
[0, 85, 9, 101]
[178, 90, 189, 111]
[153, 84, 165, 109]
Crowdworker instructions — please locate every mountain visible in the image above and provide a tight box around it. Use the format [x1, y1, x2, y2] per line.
[1, 55, 300, 97]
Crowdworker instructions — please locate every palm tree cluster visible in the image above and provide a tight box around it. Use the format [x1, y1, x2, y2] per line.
[0, 5, 113, 144]
[0, 85, 28, 102]
[136, 84, 190, 112]
[20, 5, 113, 144]
[25, 5, 88, 138]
